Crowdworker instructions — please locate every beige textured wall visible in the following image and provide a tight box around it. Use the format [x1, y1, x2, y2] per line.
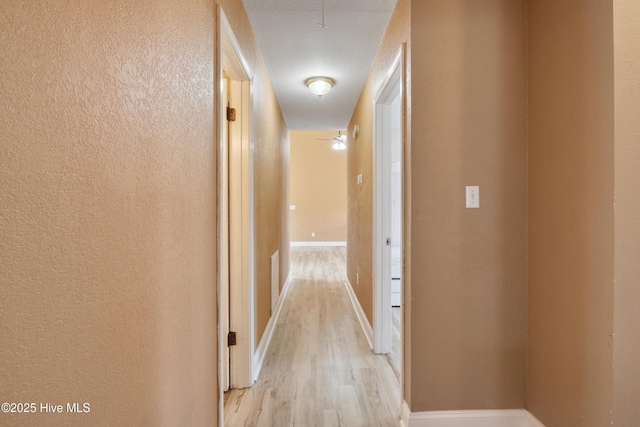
[347, 0, 411, 402]
[410, 0, 528, 411]
[613, 1, 640, 424]
[0, 1, 217, 426]
[218, 0, 290, 347]
[290, 130, 347, 242]
[527, 1, 615, 425]
[347, 0, 410, 330]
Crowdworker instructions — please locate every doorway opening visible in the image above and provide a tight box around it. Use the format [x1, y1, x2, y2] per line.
[373, 46, 405, 385]
[218, 6, 254, 426]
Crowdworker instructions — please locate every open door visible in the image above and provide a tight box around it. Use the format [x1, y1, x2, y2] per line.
[373, 46, 405, 362]
[221, 75, 231, 393]
[218, 7, 254, 426]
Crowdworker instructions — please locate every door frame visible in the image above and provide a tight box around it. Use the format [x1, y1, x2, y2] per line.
[372, 46, 405, 356]
[217, 6, 255, 424]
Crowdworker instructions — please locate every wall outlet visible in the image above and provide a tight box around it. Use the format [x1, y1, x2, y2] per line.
[311, 232, 315, 238]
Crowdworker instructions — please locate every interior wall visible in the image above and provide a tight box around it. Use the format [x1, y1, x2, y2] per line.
[527, 1, 615, 425]
[218, 0, 290, 346]
[347, 0, 410, 330]
[0, 1, 217, 426]
[410, 0, 528, 411]
[347, 0, 411, 403]
[290, 130, 347, 243]
[613, 1, 640, 424]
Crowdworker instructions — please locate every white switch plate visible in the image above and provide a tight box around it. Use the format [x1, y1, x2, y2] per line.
[290, 205, 296, 210]
[357, 174, 363, 186]
[466, 186, 480, 208]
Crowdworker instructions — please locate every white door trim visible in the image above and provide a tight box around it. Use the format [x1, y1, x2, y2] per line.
[373, 46, 405, 356]
[218, 7, 255, 426]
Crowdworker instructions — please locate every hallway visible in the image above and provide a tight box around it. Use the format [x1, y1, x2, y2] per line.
[224, 247, 400, 427]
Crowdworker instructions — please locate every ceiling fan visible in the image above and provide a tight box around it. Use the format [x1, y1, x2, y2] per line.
[316, 131, 347, 150]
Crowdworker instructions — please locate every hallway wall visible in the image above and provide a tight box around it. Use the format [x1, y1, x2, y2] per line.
[218, 0, 290, 349]
[0, 1, 217, 426]
[347, 0, 410, 334]
[613, 1, 640, 425]
[346, 3, 412, 403]
[527, 1, 615, 425]
[409, 0, 528, 411]
[290, 130, 347, 243]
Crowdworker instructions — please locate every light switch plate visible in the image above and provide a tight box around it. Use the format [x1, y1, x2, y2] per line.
[466, 186, 480, 208]
[357, 174, 363, 186]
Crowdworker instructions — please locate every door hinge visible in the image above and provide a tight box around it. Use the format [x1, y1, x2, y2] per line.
[227, 106, 237, 122]
[227, 331, 237, 347]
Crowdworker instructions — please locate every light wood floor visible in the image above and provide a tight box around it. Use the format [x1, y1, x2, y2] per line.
[224, 246, 401, 427]
[387, 307, 401, 381]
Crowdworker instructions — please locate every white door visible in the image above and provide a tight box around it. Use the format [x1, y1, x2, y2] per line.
[221, 77, 231, 392]
[373, 47, 404, 355]
[218, 9, 255, 425]
[390, 91, 402, 308]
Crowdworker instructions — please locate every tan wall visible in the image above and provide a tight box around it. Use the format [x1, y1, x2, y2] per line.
[613, 1, 640, 424]
[0, 0, 289, 425]
[347, 0, 410, 331]
[0, 1, 217, 426]
[218, 0, 290, 347]
[347, 2, 413, 404]
[290, 130, 347, 242]
[527, 1, 615, 425]
[409, 0, 528, 411]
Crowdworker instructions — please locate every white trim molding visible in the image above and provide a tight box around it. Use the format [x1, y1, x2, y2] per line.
[372, 45, 405, 355]
[218, 6, 254, 425]
[253, 274, 292, 382]
[399, 404, 545, 427]
[524, 411, 546, 427]
[400, 400, 411, 427]
[291, 241, 347, 247]
[343, 279, 374, 349]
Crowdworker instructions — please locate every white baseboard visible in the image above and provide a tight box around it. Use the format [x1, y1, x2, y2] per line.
[343, 279, 374, 350]
[399, 403, 545, 427]
[253, 273, 292, 382]
[524, 412, 545, 427]
[290, 241, 347, 247]
[400, 400, 411, 427]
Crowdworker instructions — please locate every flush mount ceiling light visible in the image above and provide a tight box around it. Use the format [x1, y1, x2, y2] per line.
[305, 77, 334, 98]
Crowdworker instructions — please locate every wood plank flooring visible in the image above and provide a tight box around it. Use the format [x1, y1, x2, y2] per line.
[387, 307, 401, 381]
[224, 247, 401, 427]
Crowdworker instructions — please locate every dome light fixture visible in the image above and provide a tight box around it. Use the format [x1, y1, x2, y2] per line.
[305, 77, 334, 98]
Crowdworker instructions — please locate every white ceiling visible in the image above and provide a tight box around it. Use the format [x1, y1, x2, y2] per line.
[242, 0, 397, 131]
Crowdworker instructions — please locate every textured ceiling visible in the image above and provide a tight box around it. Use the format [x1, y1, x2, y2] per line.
[243, 0, 397, 130]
